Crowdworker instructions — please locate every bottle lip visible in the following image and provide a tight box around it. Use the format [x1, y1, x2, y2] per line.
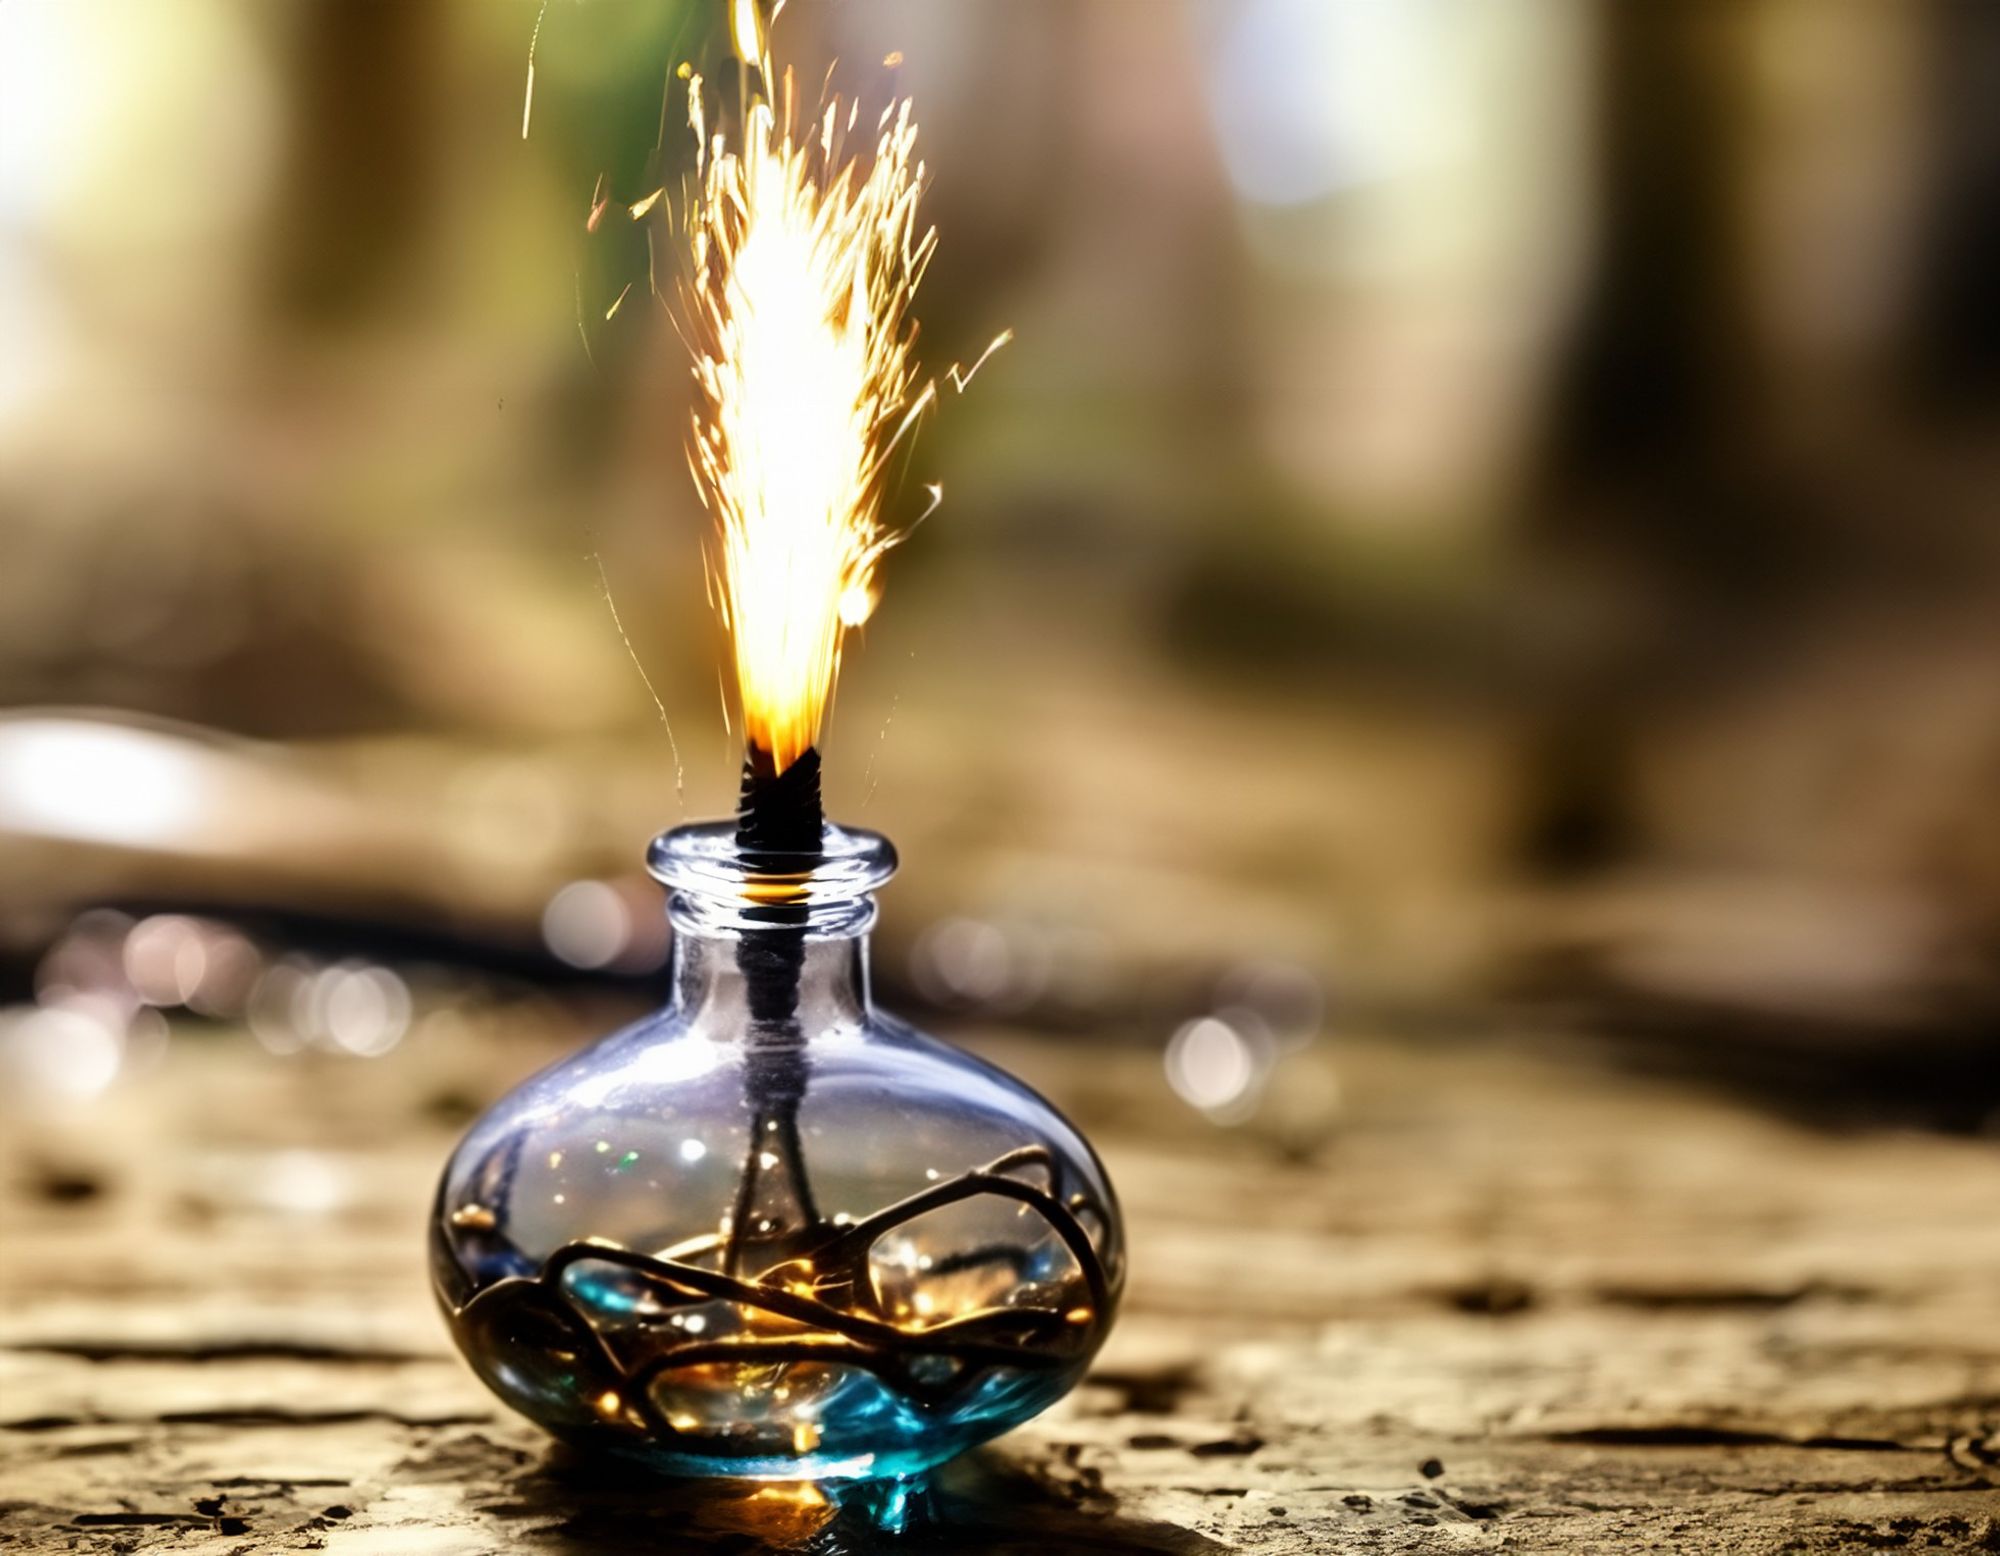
[645, 820, 898, 908]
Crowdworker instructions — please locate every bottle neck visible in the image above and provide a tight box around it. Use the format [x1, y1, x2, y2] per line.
[646, 819, 896, 1038]
[666, 923, 873, 1031]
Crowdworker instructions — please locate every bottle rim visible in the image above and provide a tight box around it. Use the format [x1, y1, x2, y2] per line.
[646, 821, 897, 936]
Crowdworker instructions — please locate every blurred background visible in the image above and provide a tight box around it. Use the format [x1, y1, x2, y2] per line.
[4, 0, 2000, 1156]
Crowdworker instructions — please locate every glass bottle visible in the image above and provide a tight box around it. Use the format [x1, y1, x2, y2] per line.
[430, 821, 1124, 1484]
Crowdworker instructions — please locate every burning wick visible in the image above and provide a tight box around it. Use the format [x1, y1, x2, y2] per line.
[683, 9, 994, 795]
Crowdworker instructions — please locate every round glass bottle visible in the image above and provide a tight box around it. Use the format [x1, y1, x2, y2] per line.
[430, 822, 1124, 1482]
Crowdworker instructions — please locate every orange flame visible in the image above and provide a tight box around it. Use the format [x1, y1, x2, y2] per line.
[682, 20, 939, 774]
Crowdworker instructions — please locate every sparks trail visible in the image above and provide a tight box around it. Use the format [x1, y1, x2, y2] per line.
[573, 270, 598, 374]
[521, 0, 549, 140]
[946, 327, 1013, 393]
[680, 19, 1003, 777]
[863, 692, 899, 809]
[591, 554, 684, 812]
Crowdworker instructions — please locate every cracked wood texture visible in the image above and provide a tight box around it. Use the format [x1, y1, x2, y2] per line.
[4, 1019, 2000, 1554]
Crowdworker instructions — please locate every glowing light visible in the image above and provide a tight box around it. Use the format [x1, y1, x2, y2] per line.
[117, 914, 262, 1017]
[1165, 1014, 1259, 1115]
[313, 964, 412, 1057]
[122, 915, 205, 1007]
[260, 1150, 347, 1216]
[247, 959, 311, 1055]
[679, 1138, 708, 1163]
[541, 880, 632, 970]
[682, 38, 947, 772]
[0, 2, 277, 428]
[1205, 0, 1450, 208]
[728, 0, 761, 63]
[911, 917, 1015, 1006]
[0, 719, 206, 848]
[33, 909, 134, 1006]
[836, 583, 875, 629]
[0, 999, 125, 1099]
[186, 928, 260, 1019]
[752, 1482, 828, 1511]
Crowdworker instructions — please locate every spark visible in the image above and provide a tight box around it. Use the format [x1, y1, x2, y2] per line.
[573, 270, 598, 373]
[592, 553, 684, 810]
[753, 1482, 827, 1511]
[521, 0, 549, 140]
[862, 691, 899, 809]
[680, 28, 951, 773]
[605, 282, 633, 320]
[728, 0, 760, 62]
[947, 328, 1013, 393]
[909, 481, 944, 533]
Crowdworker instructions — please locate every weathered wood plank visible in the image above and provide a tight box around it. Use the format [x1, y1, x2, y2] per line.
[3, 1022, 1998, 1551]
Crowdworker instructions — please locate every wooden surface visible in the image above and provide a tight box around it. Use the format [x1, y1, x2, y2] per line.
[5, 1014, 2000, 1553]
